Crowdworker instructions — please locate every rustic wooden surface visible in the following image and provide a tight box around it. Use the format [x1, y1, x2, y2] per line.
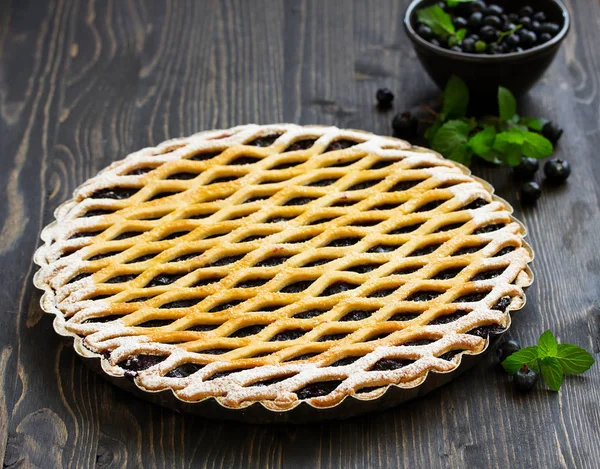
[1, 0, 599, 467]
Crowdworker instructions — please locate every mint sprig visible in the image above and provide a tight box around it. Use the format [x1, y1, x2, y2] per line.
[417, 5, 456, 39]
[425, 75, 555, 167]
[502, 330, 595, 391]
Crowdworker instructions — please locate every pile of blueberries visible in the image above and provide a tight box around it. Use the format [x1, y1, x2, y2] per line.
[417, 2, 562, 54]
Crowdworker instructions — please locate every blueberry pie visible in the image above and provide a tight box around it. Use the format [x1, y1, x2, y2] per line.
[34, 124, 533, 418]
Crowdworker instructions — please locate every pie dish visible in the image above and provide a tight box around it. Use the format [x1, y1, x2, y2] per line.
[33, 124, 533, 422]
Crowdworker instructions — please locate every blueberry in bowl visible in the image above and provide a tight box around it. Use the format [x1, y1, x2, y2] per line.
[404, 0, 570, 101]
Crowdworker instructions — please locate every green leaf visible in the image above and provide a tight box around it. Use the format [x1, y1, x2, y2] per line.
[538, 330, 558, 358]
[493, 131, 524, 152]
[448, 144, 473, 166]
[424, 118, 444, 142]
[456, 28, 467, 41]
[522, 132, 553, 159]
[540, 357, 564, 391]
[468, 127, 496, 156]
[498, 87, 517, 121]
[519, 117, 547, 131]
[431, 119, 473, 157]
[447, 0, 475, 7]
[448, 35, 459, 47]
[443, 75, 469, 119]
[502, 346, 540, 374]
[478, 150, 503, 165]
[556, 344, 595, 375]
[504, 144, 522, 166]
[417, 6, 455, 38]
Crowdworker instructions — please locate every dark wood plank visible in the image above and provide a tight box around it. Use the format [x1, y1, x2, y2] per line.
[1, 0, 599, 468]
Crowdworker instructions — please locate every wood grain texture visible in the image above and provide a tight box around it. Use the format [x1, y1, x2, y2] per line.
[1, 0, 599, 467]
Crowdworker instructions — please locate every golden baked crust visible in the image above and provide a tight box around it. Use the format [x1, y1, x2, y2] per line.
[34, 124, 533, 411]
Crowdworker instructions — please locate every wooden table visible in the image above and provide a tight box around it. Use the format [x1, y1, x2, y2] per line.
[1, 1, 599, 467]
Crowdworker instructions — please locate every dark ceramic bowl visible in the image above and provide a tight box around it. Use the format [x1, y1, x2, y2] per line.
[404, 0, 570, 102]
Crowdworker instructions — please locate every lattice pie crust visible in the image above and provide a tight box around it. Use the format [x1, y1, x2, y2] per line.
[34, 124, 533, 411]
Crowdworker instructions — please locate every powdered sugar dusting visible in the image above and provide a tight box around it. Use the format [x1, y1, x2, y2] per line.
[33, 124, 533, 412]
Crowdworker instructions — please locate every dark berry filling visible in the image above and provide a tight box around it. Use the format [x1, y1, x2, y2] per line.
[340, 309, 376, 321]
[230, 325, 266, 338]
[293, 309, 328, 319]
[369, 358, 413, 371]
[405, 290, 443, 302]
[326, 236, 362, 247]
[295, 380, 343, 399]
[146, 273, 185, 287]
[208, 300, 244, 312]
[320, 282, 359, 296]
[280, 280, 315, 293]
[428, 310, 469, 325]
[270, 329, 305, 341]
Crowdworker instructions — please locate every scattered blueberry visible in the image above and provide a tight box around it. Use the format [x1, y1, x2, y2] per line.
[392, 112, 418, 139]
[487, 43, 505, 55]
[542, 121, 563, 144]
[519, 30, 537, 47]
[483, 4, 503, 16]
[462, 37, 476, 53]
[498, 338, 521, 363]
[469, 1, 486, 13]
[480, 25, 500, 42]
[520, 181, 541, 204]
[506, 34, 520, 47]
[417, 24, 434, 40]
[519, 6, 534, 17]
[532, 11, 546, 22]
[507, 13, 520, 23]
[514, 157, 539, 180]
[469, 11, 483, 27]
[515, 365, 538, 392]
[540, 22, 560, 35]
[519, 16, 532, 29]
[376, 88, 394, 108]
[544, 158, 571, 183]
[453, 16, 469, 29]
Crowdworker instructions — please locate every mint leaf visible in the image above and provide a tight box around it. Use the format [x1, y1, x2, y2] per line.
[417, 6, 455, 38]
[498, 86, 517, 121]
[493, 131, 524, 152]
[443, 75, 469, 119]
[538, 329, 559, 358]
[540, 357, 564, 391]
[447, 0, 475, 7]
[519, 117, 547, 131]
[469, 127, 496, 156]
[456, 28, 467, 41]
[504, 144, 522, 166]
[478, 150, 503, 165]
[448, 144, 473, 166]
[431, 119, 473, 156]
[556, 344, 595, 374]
[502, 346, 539, 374]
[522, 132, 553, 159]
[425, 118, 444, 141]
